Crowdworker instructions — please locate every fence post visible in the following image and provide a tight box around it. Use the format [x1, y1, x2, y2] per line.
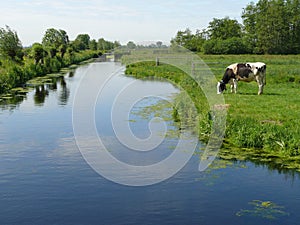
[156, 57, 159, 66]
[192, 62, 195, 76]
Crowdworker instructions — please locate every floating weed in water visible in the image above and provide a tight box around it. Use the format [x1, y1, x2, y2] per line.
[11, 87, 32, 95]
[196, 159, 239, 186]
[236, 200, 289, 220]
[129, 96, 181, 138]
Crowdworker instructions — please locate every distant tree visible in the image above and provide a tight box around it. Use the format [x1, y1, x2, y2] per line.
[42, 28, 69, 58]
[242, 2, 258, 52]
[242, 0, 300, 54]
[171, 28, 193, 47]
[114, 41, 121, 49]
[126, 41, 136, 49]
[288, 0, 300, 53]
[207, 17, 242, 40]
[156, 41, 163, 48]
[171, 28, 205, 51]
[98, 38, 107, 50]
[0, 25, 23, 61]
[89, 39, 98, 50]
[203, 37, 250, 54]
[59, 44, 67, 58]
[73, 34, 90, 51]
[255, 0, 288, 54]
[31, 43, 47, 64]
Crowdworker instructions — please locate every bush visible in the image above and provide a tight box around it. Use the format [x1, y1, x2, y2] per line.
[203, 38, 249, 54]
[0, 50, 98, 94]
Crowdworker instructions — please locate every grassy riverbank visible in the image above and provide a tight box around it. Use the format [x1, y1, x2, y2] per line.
[125, 54, 300, 171]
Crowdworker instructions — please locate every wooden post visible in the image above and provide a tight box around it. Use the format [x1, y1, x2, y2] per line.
[156, 57, 159, 66]
[192, 62, 195, 76]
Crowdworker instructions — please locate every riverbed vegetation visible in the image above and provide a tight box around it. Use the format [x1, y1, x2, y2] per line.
[125, 54, 300, 171]
[0, 26, 120, 95]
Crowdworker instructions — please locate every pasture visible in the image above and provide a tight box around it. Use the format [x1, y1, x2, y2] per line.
[125, 54, 300, 171]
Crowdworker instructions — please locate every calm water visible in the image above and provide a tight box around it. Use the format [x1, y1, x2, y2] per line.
[0, 62, 299, 225]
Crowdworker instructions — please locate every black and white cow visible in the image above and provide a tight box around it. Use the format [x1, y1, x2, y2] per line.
[217, 62, 266, 95]
[217, 63, 253, 94]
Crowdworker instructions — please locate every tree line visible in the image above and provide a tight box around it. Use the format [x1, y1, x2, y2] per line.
[0, 26, 120, 94]
[0, 26, 121, 63]
[171, 0, 300, 54]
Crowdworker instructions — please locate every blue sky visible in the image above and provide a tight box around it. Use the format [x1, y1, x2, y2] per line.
[0, 0, 257, 46]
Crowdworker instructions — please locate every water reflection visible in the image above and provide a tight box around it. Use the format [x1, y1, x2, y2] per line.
[0, 95, 25, 111]
[58, 77, 70, 106]
[219, 148, 300, 181]
[68, 71, 75, 78]
[34, 85, 49, 106]
[0, 71, 74, 109]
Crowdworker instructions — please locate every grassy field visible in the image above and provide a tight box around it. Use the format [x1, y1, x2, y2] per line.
[125, 54, 300, 171]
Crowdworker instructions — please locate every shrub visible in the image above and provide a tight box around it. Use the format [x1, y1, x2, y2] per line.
[203, 38, 249, 54]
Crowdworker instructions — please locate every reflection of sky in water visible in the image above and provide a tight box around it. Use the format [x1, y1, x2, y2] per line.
[95, 72, 182, 166]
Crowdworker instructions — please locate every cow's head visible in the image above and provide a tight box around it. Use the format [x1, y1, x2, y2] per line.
[217, 80, 226, 94]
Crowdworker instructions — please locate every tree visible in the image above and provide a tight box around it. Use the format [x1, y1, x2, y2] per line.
[98, 38, 108, 50]
[288, 0, 300, 53]
[156, 41, 163, 48]
[242, 0, 300, 54]
[126, 41, 136, 49]
[42, 28, 69, 58]
[256, 0, 289, 54]
[73, 34, 90, 51]
[207, 17, 243, 40]
[114, 41, 121, 49]
[171, 28, 193, 47]
[89, 39, 98, 50]
[171, 28, 206, 51]
[0, 25, 23, 61]
[242, 2, 258, 52]
[97, 38, 113, 51]
[31, 43, 47, 64]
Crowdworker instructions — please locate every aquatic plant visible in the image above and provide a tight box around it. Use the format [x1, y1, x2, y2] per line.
[236, 200, 289, 220]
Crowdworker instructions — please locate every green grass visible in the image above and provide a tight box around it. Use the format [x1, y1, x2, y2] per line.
[124, 54, 300, 171]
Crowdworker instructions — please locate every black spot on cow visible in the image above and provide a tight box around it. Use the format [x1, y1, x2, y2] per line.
[237, 63, 253, 79]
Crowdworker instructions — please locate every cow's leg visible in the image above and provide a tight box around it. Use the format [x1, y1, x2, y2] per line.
[256, 76, 264, 95]
[229, 79, 234, 93]
[232, 79, 238, 93]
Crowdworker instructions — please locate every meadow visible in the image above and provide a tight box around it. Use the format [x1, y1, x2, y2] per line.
[125, 54, 300, 171]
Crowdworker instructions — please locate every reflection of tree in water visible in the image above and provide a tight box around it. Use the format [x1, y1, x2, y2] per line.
[58, 77, 70, 106]
[69, 71, 75, 78]
[0, 95, 25, 111]
[34, 85, 49, 106]
[1, 69, 76, 112]
[48, 79, 57, 91]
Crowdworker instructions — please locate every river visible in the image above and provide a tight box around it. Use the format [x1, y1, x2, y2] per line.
[0, 62, 299, 225]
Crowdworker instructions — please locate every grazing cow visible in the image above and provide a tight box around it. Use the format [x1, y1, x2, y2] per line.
[217, 62, 266, 95]
[217, 63, 253, 94]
